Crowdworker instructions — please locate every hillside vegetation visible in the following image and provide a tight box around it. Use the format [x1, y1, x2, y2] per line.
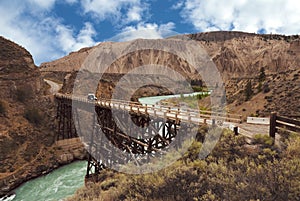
[69, 129, 300, 201]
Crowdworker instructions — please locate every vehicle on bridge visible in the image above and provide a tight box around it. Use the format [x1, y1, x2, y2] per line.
[87, 93, 97, 101]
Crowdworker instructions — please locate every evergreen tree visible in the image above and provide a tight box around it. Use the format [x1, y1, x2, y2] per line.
[258, 67, 266, 82]
[244, 81, 253, 101]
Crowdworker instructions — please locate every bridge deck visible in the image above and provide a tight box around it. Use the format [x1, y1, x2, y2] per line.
[55, 94, 242, 125]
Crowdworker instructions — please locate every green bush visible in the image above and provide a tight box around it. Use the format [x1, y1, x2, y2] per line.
[24, 108, 43, 125]
[192, 86, 204, 92]
[253, 134, 274, 146]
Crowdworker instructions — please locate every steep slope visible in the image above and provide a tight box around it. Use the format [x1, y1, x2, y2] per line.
[0, 36, 55, 192]
[40, 31, 300, 79]
[0, 37, 86, 196]
[39, 31, 300, 118]
[189, 31, 300, 79]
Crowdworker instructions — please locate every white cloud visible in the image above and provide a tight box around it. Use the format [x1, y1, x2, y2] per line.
[171, 1, 184, 10]
[80, 0, 147, 24]
[65, 0, 78, 4]
[110, 22, 177, 42]
[56, 22, 97, 53]
[0, 0, 97, 65]
[180, 0, 300, 34]
[28, 0, 56, 10]
[126, 5, 143, 22]
[28, 0, 78, 9]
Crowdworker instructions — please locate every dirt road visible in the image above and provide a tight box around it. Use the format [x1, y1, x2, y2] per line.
[44, 79, 62, 94]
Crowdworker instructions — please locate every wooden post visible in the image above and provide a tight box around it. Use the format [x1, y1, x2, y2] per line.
[234, 126, 238, 136]
[269, 112, 277, 138]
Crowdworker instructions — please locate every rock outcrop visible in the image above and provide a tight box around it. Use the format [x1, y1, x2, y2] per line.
[0, 36, 86, 196]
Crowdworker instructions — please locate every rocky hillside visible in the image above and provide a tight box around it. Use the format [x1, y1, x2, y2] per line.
[0, 36, 54, 158]
[40, 31, 300, 118]
[0, 36, 53, 193]
[189, 31, 300, 79]
[40, 31, 300, 78]
[40, 47, 93, 72]
[0, 37, 87, 196]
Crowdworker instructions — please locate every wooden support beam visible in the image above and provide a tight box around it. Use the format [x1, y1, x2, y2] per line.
[269, 112, 277, 138]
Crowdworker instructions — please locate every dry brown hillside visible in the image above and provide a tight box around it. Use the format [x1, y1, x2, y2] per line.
[0, 36, 56, 192]
[40, 31, 300, 78]
[0, 37, 87, 196]
[40, 31, 300, 118]
[189, 31, 300, 79]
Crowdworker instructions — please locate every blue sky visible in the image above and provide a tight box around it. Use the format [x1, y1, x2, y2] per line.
[0, 0, 299, 65]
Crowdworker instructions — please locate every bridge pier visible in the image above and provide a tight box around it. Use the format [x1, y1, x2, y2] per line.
[56, 97, 78, 140]
[55, 94, 221, 179]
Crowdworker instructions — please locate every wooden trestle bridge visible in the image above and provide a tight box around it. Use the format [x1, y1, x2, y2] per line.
[55, 93, 242, 179]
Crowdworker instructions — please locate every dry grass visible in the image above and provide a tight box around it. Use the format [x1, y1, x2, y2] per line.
[68, 130, 300, 201]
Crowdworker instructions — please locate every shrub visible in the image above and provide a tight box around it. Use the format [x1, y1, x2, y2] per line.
[24, 107, 43, 125]
[244, 81, 253, 101]
[262, 83, 271, 93]
[68, 131, 300, 201]
[15, 89, 27, 102]
[0, 100, 7, 115]
[15, 86, 33, 103]
[258, 67, 266, 82]
[253, 134, 274, 146]
[192, 86, 204, 92]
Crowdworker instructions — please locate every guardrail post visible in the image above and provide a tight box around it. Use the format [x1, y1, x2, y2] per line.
[269, 112, 277, 138]
[234, 126, 238, 136]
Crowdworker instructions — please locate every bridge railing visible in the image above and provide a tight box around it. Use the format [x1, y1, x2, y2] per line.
[55, 93, 242, 124]
[269, 112, 300, 138]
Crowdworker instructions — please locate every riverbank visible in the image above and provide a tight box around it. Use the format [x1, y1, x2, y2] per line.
[0, 138, 87, 197]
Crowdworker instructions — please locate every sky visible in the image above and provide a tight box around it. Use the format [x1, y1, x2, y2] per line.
[0, 0, 300, 65]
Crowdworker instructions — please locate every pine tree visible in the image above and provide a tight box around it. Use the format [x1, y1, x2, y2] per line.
[244, 81, 253, 101]
[258, 67, 266, 82]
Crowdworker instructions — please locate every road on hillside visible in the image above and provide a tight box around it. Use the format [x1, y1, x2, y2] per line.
[44, 79, 63, 94]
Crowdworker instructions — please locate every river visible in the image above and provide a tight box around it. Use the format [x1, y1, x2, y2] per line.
[1, 92, 206, 201]
[138, 91, 209, 105]
[1, 161, 87, 201]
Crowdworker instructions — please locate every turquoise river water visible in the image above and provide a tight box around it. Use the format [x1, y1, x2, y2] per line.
[2, 161, 87, 201]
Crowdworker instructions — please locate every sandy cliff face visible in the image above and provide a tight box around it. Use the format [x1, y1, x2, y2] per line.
[187, 32, 300, 79]
[40, 31, 300, 117]
[40, 32, 300, 79]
